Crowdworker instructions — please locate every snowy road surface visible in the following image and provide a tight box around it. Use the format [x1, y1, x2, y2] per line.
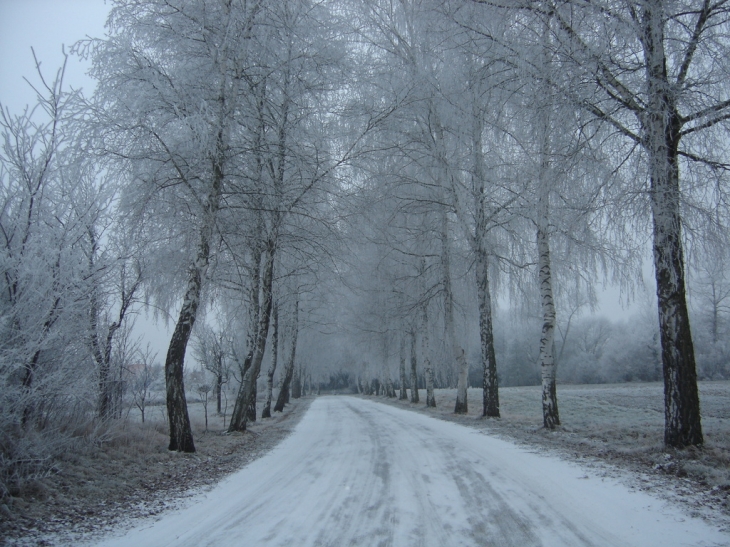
[94, 396, 729, 547]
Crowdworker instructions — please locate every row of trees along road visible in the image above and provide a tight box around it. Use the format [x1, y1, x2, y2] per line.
[2, 1, 730, 493]
[334, 0, 730, 449]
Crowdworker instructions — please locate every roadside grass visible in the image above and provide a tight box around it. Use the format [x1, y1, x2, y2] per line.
[2, 395, 311, 546]
[373, 381, 730, 527]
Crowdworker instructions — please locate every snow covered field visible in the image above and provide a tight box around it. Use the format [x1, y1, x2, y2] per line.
[91, 396, 729, 547]
[391, 383, 730, 482]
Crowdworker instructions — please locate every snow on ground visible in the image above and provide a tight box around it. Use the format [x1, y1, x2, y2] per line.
[90, 396, 730, 547]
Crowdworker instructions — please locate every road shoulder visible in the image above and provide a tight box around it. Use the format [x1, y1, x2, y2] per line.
[2, 397, 313, 547]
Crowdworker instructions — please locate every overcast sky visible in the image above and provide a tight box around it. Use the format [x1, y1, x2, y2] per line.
[0, 0, 177, 358]
[0, 0, 110, 113]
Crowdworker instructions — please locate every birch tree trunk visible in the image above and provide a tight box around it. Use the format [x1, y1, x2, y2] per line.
[536, 12, 559, 430]
[536, 116, 559, 428]
[228, 240, 275, 432]
[261, 300, 279, 418]
[165, 164, 222, 451]
[440, 204, 469, 414]
[247, 384, 257, 423]
[164, 274, 202, 452]
[472, 110, 499, 418]
[642, 1, 702, 447]
[429, 102, 469, 413]
[476, 244, 499, 417]
[226, 238, 263, 424]
[421, 301, 436, 408]
[399, 334, 408, 400]
[291, 366, 302, 399]
[215, 353, 223, 415]
[409, 329, 419, 403]
[537, 220, 560, 429]
[274, 297, 298, 412]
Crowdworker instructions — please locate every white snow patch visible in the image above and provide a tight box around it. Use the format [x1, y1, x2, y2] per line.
[88, 396, 730, 547]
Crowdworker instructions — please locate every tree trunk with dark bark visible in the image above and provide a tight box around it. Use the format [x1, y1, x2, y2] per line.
[291, 367, 302, 399]
[228, 241, 275, 432]
[216, 352, 223, 415]
[409, 329, 419, 403]
[165, 155, 222, 451]
[274, 297, 298, 412]
[247, 384, 257, 422]
[421, 301, 436, 408]
[439, 207, 468, 414]
[477, 245, 499, 418]
[642, 2, 702, 447]
[399, 334, 408, 400]
[471, 103, 500, 418]
[165, 270, 203, 453]
[261, 301, 279, 418]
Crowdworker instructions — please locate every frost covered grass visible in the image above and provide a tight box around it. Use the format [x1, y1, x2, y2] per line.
[1, 395, 311, 546]
[376, 381, 730, 527]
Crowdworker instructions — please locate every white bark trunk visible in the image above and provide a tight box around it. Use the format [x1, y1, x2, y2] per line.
[536, 12, 559, 430]
[440, 203, 469, 414]
[399, 334, 408, 400]
[537, 223, 560, 429]
[421, 301, 436, 408]
[471, 101, 499, 418]
[274, 297, 298, 412]
[641, 1, 702, 447]
[164, 143, 223, 452]
[228, 240, 275, 432]
[409, 329, 419, 403]
[261, 300, 278, 418]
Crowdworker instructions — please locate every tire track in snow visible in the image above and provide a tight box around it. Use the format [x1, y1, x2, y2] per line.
[92, 396, 730, 547]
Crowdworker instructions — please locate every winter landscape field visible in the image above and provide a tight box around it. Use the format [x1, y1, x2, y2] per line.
[3, 381, 729, 546]
[4, 0, 730, 545]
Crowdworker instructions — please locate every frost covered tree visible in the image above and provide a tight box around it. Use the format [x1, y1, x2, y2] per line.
[89, 0, 264, 452]
[398, 332, 409, 400]
[0, 54, 105, 488]
[129, 345, 161, 423]
[539, 0, 730, 447]
[690, 248, 730, 379]
[350, 0, 470, 410]
[274, 295, 299, 413]
[193, 324, 229, 416]
[533, 11, 562, 429]
[228, 238, 274, 431]
[261, 300, 279, 418]
[225, 0, 361, 432]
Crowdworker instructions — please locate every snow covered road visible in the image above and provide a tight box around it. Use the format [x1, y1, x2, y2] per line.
[94, 396, 729, 547]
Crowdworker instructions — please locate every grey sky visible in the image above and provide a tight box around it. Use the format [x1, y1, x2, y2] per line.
[0, 0, 109, 113]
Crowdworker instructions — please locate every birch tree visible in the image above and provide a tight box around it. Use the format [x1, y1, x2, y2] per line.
[409, 329, 420, 403]
[225, 0, 357, 431]
[540, 0, 730, 447]
[90, 0, 263, 451]
[398, 333, 408, 400]
[352, 0, 467, 409]
[274, 296, 299, 412]
[534, 11, 561, 428]
[261, 300, 279, 418]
